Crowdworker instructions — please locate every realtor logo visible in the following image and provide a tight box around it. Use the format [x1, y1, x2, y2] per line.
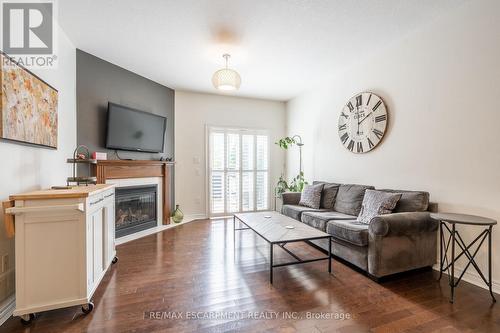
[1, 0, 57, 68]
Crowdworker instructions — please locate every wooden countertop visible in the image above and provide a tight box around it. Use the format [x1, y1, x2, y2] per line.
[10, 184, 115, 200]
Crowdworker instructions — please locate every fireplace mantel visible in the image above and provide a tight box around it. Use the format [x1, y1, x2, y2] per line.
[92, 160, 175, 224]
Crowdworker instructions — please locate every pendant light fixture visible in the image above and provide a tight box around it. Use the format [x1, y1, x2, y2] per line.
[212, 54, 241, 91]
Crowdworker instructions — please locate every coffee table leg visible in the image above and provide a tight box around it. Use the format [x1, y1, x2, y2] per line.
[270, 243, 274, 284]
[328, 237, 332, 273]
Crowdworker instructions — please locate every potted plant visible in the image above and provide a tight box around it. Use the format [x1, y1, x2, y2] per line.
[274, 135, 308, 208]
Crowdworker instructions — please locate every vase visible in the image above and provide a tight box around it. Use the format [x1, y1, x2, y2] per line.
[172, 205, 184, 223]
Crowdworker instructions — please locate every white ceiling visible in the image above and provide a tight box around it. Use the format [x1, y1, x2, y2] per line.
[59, 0, 466, 101]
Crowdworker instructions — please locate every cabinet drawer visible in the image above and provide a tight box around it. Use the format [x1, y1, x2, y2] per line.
[102, 190, 115, 202]
[88, 189, 114, 207]
[87, 194, 105, 213]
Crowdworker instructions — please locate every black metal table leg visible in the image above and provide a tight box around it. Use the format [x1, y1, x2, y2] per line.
[438, 221, 443, 281]
[328, 237, 332, 273]
[489, 226, 496, 302]
[432, 214, 497, 303]
[450, 223, 456, 303]
[270, 243, 274, 284]
[233, 215, 336, 285]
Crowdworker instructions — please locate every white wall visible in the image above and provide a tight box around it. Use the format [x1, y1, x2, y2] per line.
[286, 0, 500, 291]
[175, 91, 286, 219]
[0, 28, 76, 319]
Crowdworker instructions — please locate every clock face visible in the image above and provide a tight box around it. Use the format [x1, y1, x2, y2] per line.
[338, 92, 388, 153]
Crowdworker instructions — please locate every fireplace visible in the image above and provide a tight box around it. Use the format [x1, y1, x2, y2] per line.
[115, 185, 158, 238]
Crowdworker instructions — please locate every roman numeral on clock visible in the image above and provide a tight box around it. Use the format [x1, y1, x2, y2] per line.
[341, 112, 348, 119]
[372, 100, 382, 112]
[373, 128, 384, 139]
[375, 114, 386, 123]
[340, 132, 349, 144]
[338, 123, 347, 131]
[357, 142, 363, 153]
[356, 95, 362, 107]
[366, 94, 372, 106]
[367, 138, 375, 149]
[347, 102, 354, 112]
[347, 140, 355, 151]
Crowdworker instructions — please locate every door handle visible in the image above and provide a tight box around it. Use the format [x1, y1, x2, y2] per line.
[90, 198, 104, 206]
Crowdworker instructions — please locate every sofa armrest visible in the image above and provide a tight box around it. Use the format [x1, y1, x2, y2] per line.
[282, 192, 301, 205]
[428, 202, 438, 213]
[369, 212, 438, 237]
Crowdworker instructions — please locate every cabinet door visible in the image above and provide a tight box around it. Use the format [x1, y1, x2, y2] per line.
[91, 208, 104, 283]
[103, 199, 115, 267]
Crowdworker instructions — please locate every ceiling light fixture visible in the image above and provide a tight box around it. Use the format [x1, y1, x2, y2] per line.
[212, 54, 241, 91]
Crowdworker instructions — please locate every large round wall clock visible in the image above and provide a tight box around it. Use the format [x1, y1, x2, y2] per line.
[338, 92, 388, 153]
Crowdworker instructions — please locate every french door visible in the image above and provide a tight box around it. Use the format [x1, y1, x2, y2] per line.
[208, 127, 269, 217]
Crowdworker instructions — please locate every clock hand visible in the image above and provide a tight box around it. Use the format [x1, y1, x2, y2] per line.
[356, 107, 360, 135]
[358, 112, 373, 125]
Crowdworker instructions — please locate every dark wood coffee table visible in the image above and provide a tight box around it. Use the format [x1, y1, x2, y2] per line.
[233, 211, 332, 284]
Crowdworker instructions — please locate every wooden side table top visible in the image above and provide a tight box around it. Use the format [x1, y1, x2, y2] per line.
[431, 213, 497, 226]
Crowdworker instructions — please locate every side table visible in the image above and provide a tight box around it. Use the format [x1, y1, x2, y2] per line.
[431, 213, 497, 303]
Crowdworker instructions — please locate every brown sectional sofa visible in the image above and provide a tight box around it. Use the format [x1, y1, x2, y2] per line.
[281, 182, 438, 279]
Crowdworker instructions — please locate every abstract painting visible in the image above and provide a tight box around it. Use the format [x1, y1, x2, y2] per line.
[0, 52, 58, 148]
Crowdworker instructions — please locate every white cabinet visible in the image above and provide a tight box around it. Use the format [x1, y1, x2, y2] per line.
[88, 207, 104, 293]
[103, 195, 116, 267]
[7, 185, 116, 321]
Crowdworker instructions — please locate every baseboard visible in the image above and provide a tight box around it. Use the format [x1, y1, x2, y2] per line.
[0, 295, 15, 326]
[183, 214, 207, 222]
[432, 264, 500, 294]
[115, 216, 205, 245]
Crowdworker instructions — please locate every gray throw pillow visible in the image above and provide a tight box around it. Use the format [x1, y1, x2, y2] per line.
[320, 183, 340, 209]
[357, 190, 402, 224]
[334, 184, 374, 215]
[378, 189, 430, 212]
[299, 184, 324, 209]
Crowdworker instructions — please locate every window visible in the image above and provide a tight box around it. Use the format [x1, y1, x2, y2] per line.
[208, 127, 269, 216]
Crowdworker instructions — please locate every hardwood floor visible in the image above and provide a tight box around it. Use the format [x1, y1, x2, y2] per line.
[1, 218, 499, 332]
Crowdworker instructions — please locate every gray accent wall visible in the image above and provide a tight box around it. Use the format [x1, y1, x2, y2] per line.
[76, 49, 174, 160]
[76, 49, 175, 207]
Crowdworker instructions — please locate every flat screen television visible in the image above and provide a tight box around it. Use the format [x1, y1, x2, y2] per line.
[106, 103, 166, 153]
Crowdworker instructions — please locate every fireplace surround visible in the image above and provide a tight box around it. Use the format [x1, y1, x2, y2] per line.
[93, 160, 174, 225]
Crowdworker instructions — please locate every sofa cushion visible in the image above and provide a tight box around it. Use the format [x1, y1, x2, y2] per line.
[327, 220, 369, 247]
[312, 181, 341, 209]
[281, 192, 302, 205]
[357, 190, 402, 224]
[282, 204, 327, 221]
[378, 189, 430, 212]
[299, 183, 324, 209]
[301, 211, 357, 231]
[321, 184, 340, 209]
[334, 184, 375, 216]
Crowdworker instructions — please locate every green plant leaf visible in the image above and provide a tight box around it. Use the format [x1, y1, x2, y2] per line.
[275, 136, 298, 150]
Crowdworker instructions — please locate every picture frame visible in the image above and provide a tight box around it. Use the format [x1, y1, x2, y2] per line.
[0, 51, 58, 149]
